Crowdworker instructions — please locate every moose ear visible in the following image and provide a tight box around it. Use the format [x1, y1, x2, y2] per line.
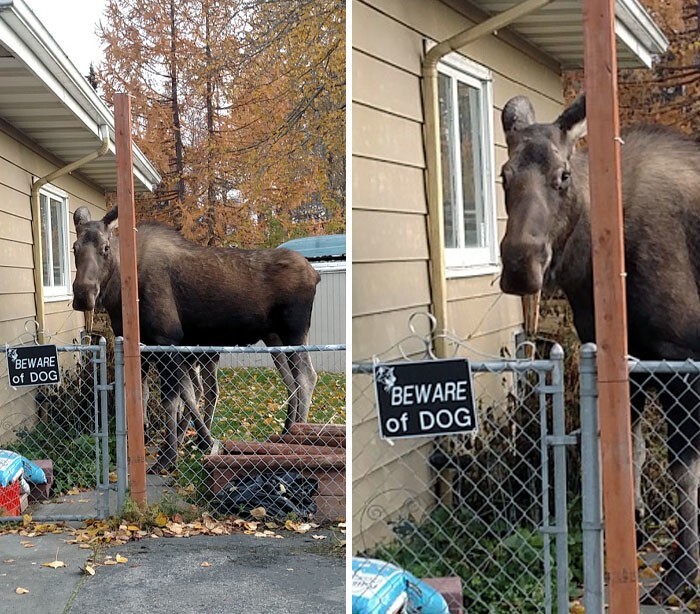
[73, 206, 91, 230]
[102, 207, 118, 232]
[502, 96, 536, 140]
[555, 94, 587, 144]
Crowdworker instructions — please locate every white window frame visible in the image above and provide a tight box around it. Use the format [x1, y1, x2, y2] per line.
[437, 52, 499, 278]
[39, 184, 71, 301]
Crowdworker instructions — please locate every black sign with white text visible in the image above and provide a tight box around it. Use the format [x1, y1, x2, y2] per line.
[6, 345, 61, 388]
[373, 359, 478, 439]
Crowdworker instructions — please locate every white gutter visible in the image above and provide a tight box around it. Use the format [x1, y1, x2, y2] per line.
[31, 125, 110, 343]
[421, 0, 554, 356]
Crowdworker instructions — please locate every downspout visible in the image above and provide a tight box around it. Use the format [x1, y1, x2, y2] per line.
[421, 0, 553, 356]
[31, 124, 110, 343]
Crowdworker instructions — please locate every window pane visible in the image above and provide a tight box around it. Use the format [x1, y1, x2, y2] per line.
[438, 73, 458, 249]
[457, 81, 485, 248]
[50, 197, 65, 287]
[40, 194, 51, 287]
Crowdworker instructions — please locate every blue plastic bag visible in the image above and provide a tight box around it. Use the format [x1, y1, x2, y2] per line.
[0, 451, 46, 487]
[352, 557, 450, 614]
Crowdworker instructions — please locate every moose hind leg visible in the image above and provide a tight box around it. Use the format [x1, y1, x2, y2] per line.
[271, 350, 299, 433]
[200, 353, 219, 431]
[289, 349, 317, 426]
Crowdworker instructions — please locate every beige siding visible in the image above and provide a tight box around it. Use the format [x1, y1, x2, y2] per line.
[0, 126, 107, 439]
[352, 0, 565, 548]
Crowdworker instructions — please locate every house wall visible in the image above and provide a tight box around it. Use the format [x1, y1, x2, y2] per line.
[352, 0, 565, 548]
[0, 126, 106, 440]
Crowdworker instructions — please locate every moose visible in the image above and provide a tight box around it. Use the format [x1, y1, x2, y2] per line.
[71, 206, 320, 471]
[499, 94, 700, 601]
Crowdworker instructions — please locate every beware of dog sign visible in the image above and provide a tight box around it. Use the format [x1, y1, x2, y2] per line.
[373, 359, 477, 439]
[6, 345, 61, 388]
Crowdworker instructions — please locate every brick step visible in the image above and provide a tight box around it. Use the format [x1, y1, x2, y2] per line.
[288, 423, 346, 438]
[423, 577, 463, 614]
[267, 433, 345, 448]
[221, 441, 339, 456]
[204, 453, 346, 522]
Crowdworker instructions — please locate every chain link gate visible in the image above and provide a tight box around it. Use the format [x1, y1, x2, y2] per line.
[118, 340, 347, 522]
[0, 338, 115, 521]
[352, 343, 576, 613]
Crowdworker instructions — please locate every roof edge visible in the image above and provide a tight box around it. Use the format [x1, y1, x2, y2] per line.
[0, 0, 161, 191]
[616, 0, 669, 57]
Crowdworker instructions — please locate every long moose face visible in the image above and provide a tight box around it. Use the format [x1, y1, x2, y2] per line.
[71, 206, 118, 313]
[499, 95, 587, 296]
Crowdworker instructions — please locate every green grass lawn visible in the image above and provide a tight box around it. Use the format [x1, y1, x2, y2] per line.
[210, 367, 346, 442]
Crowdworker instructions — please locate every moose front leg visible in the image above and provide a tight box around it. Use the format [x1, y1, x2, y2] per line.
[149, 354, 183, 473]
[652, 375, 700, 602]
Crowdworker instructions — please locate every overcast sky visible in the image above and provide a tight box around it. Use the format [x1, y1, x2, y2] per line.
[25, 0, 107, 76]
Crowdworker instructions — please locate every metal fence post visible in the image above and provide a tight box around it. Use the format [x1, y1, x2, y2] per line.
[97, 337, 110, 518]
[580, 343, 604, 614]
[114, 337, 128, 512]
[549, 343, 571, 614]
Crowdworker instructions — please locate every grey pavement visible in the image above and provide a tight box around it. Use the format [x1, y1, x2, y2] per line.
[0, 528, 345, 614]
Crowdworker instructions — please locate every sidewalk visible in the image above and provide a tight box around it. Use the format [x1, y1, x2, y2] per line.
[1, 527, 345, 614]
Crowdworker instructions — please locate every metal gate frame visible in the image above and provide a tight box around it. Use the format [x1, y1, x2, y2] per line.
[0, 338, 115, 521]
[351, 344, 572, 613]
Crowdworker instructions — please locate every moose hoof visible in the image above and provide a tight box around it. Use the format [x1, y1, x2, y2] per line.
[148, 458, 176, 475]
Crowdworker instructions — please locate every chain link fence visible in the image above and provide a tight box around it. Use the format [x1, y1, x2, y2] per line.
[0, 339, 114, 520]
[352, 344, 575, 614]
[624, 355, 700, 605]
[0, 336, 345, 528]
[137, 342, 346, 525]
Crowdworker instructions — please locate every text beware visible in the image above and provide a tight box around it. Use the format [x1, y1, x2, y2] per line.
[374, 359, 477, 440]
[6, 345, 61, 388]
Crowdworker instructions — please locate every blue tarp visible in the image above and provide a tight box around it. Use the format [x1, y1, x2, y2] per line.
[0, 450, 46, 487]
[352, 557, 450, 614]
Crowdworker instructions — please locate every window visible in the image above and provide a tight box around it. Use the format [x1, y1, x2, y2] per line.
[40, 186, 71, 299]
[437, 55, 497, 274]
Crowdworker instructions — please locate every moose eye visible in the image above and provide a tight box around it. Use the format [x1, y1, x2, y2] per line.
[500, 167, 513, 189]
[559, 170, 571, 189]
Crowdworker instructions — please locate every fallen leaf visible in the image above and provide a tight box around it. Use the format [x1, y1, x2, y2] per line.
[250, 507, 266, 519]
[22, 514, 32, 527]
[154, 513, 168, 528]
[15, 587, 29, 595]
[126, 525, 140, 532]
[41, 560, 66, 569]
[21, 542, 35, 549]
[311, 535, 327, 540]
[115, 554, 128, 564]
[66, 488, 81, 495]
[3, 559, 14, 564]
[83, 565, 95, 576]
[200, 562, 211, 567]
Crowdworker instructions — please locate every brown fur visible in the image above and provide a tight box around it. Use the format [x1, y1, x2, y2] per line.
[500, 94, 700, 601]
[72, 207, 320, 470]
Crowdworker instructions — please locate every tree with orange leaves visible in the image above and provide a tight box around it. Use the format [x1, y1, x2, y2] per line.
[98, 0, 345, 248]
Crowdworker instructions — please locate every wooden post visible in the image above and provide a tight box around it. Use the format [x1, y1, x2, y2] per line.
[114, 93, 147, 508]
[582, 1, 639, 611]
